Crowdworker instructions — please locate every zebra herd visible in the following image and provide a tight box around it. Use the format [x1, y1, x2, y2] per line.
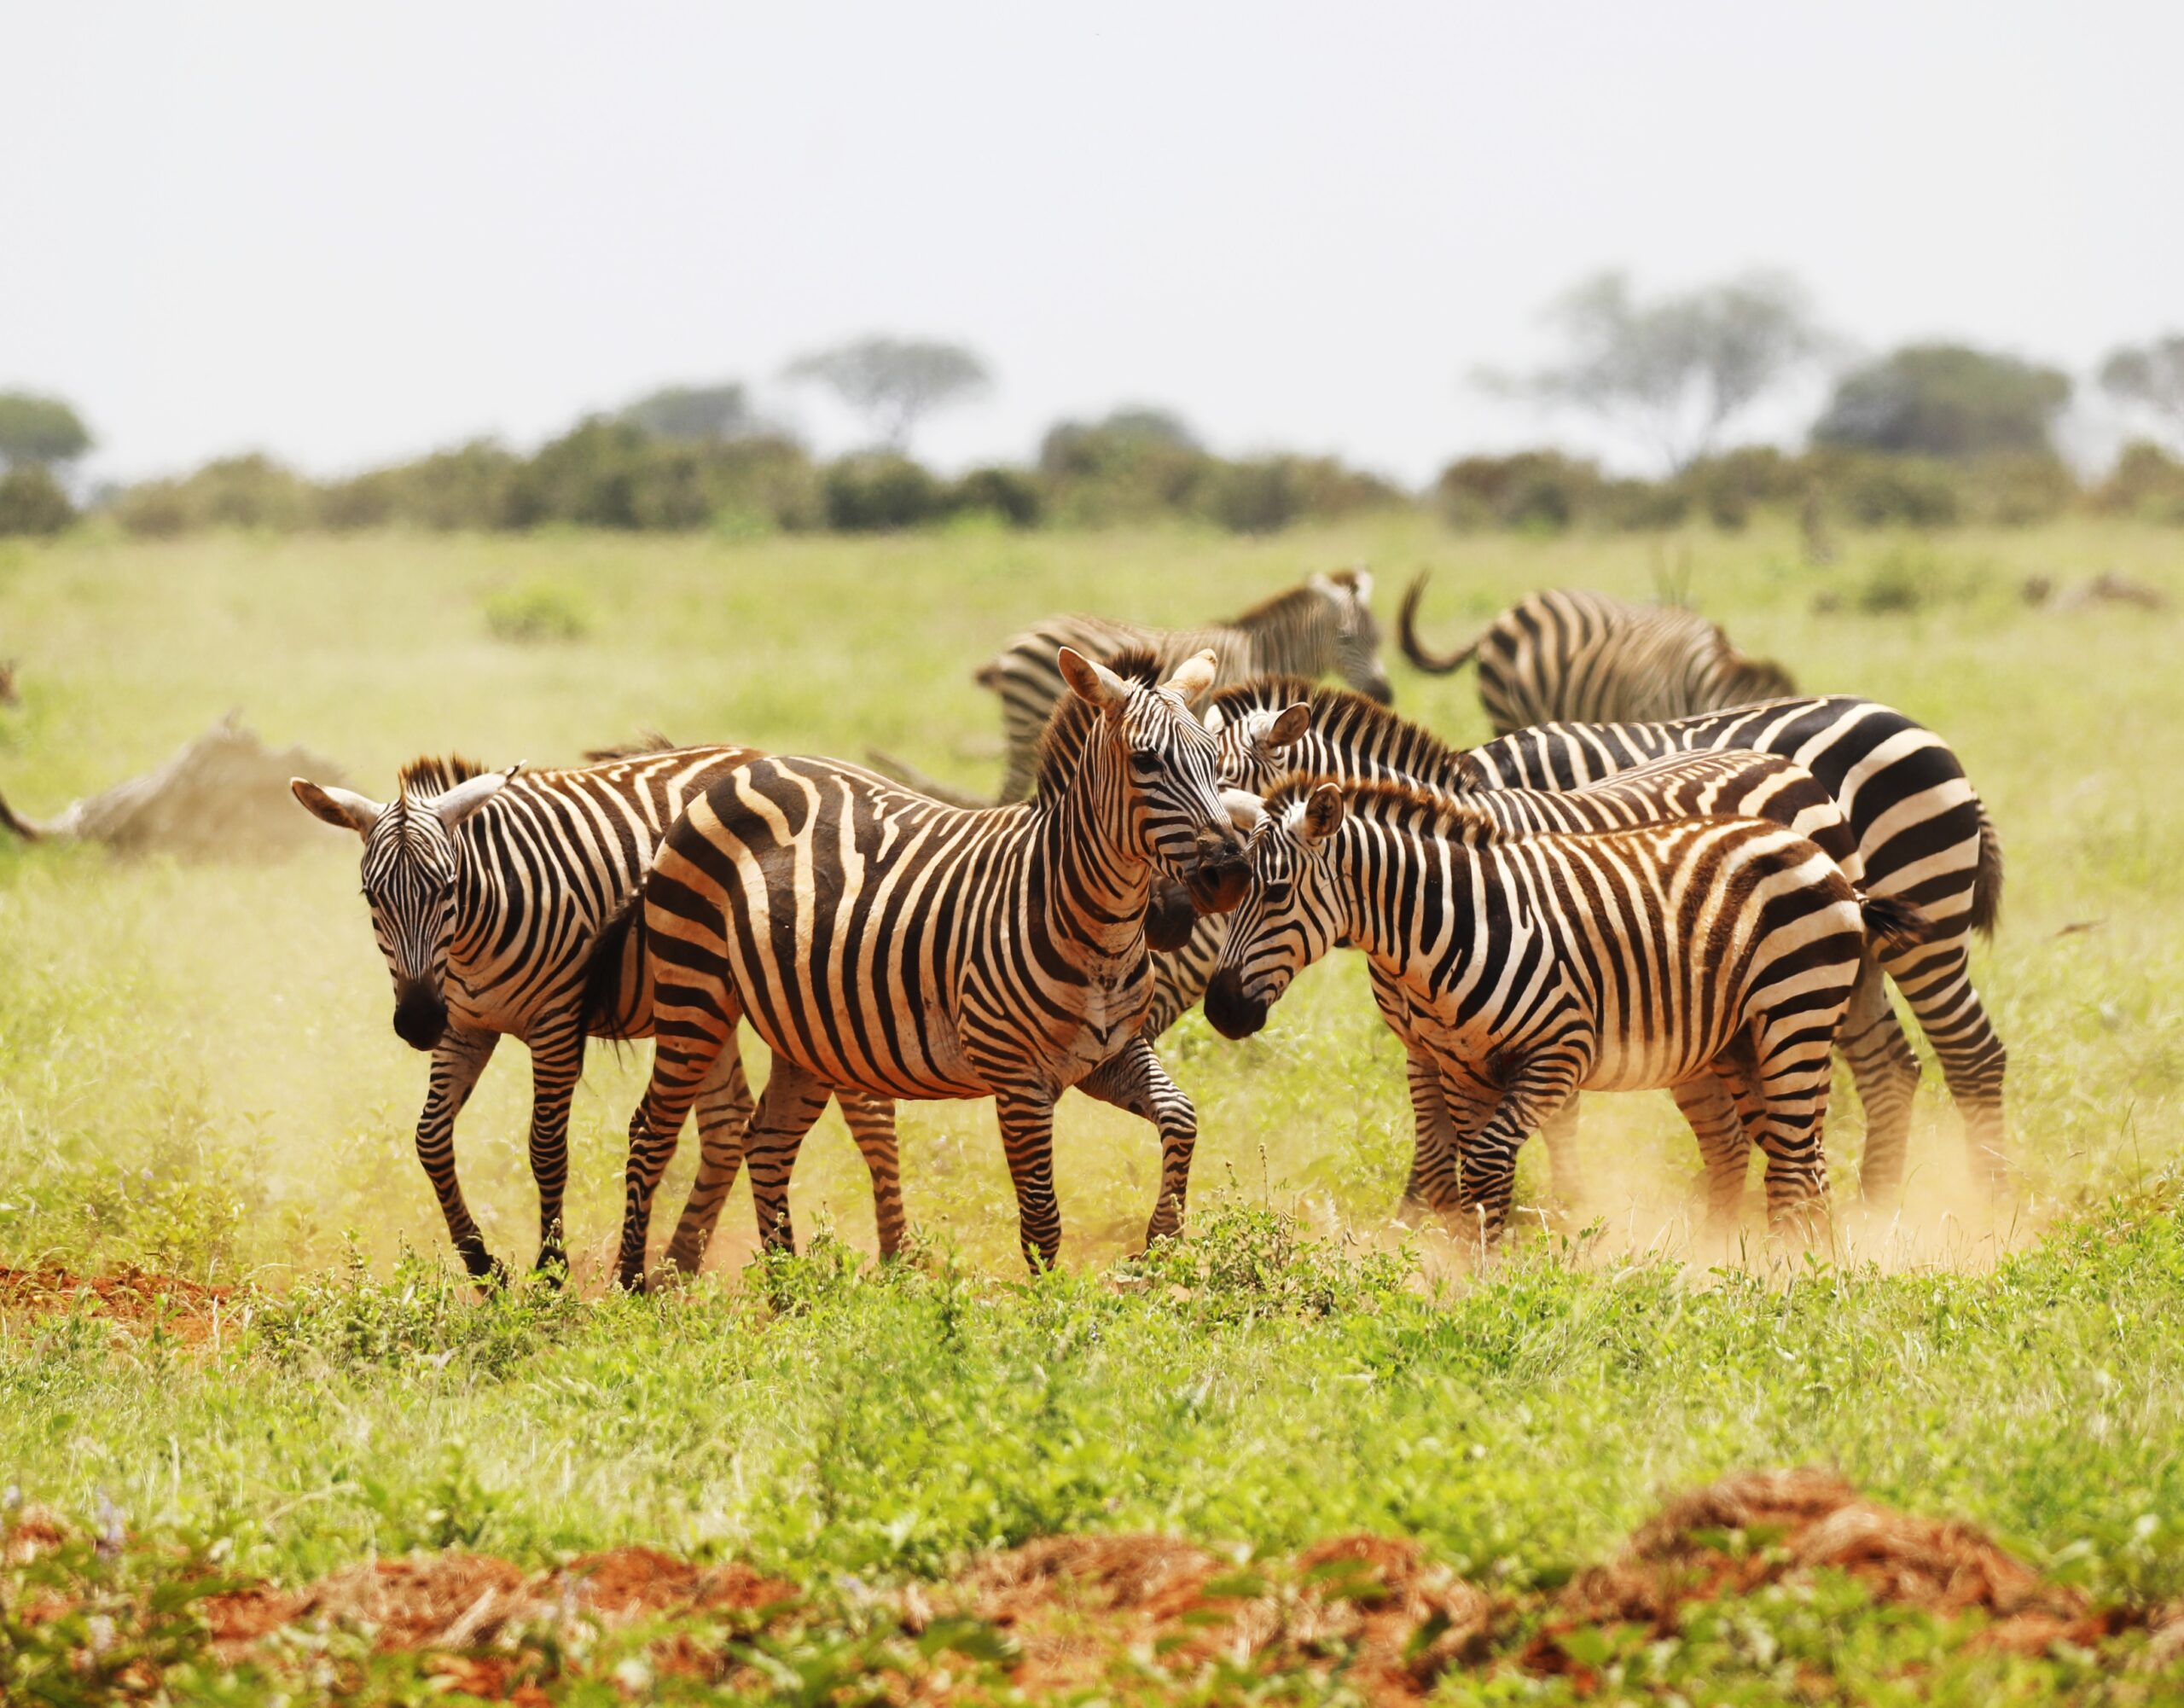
[293, 572, 2007, 1284]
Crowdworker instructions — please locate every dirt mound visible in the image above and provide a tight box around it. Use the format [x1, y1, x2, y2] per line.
[0, 1265, 232, 1341]
[937, 1530, 1490, 1699]
[1548, 1467, 2099, 1661]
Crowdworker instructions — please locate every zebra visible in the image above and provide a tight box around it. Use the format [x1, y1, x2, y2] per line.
[292, 747, 906, 1284]
[1200, 680, 2006, 1201]
[1205, 779, 1933, 1245]
[963, 567, 1391, 804]
[1397, 578, 1796, 734]
[594, 648, 1253, 1286]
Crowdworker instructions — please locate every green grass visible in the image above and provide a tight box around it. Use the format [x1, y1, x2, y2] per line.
[3, 517, 2183, 1698]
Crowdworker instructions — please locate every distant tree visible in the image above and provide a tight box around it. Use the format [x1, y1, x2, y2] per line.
[1037, 406, 1200, 478]
[1812, 344, 2071, 461]
[620, 381, 765, 444]
[1480, 271, 1827, 473]
[2099, 334, 2184, 449]
[0, 391, 93, 470]
[781, 336, 990, 451]
[0, 465, 77, 536]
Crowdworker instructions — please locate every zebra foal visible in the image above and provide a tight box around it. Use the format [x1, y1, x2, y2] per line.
[293, 747, 904, 1283]
[1205, 781, 1931, 1245]
[597, 648, 1252, 1286]
[1399, 579, 1796, 734]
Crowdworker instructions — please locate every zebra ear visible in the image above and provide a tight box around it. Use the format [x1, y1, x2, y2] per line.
[1268, 703, 1310, 751]
[1058, 647, 1130, 713]
[1299, 782, 1345, 846]
[1161, 648, 1219, 706]
[292, 778, 384, 839]
[1220, 789, 1266, 834]
[432, 765, 520, 831]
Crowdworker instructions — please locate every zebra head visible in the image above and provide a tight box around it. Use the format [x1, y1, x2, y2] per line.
[291, 764, 518, 1051]
[1203, 782, 1347, 1039]
[1312, 567, 1393, 705]
[1202, 694, 1313, 796]
[1054, 646, 1256, 915]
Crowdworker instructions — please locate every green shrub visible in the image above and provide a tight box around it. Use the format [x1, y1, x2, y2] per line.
[1434, 450, 1600, 532]
[1810, 450, 1962, 528]
[1118, 1202, 1412, 1324]
[318, 440, 524, 532]
[2094, 441, 2184, 523]
[482, 579, 591, 642]
[950, 466, 1043, 528]
[112, 455, 312, 535]
[822, 454, 950, 532]
[0, 465, 75, 537]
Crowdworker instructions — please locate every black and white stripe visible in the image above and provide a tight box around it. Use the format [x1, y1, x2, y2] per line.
[1399, 579, 1797, 734]
[595, 648, 1251, 1285]
[973, 568, 1390, 802]
[293, 747, 904, 1282]
[1204, 682, 2006, 1199]
[1205, 780, 1931, 1243]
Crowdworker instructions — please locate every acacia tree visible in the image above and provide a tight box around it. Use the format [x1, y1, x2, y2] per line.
[781, 336, 990, 452]
[2099, 335, 2184, 450]
[0, 391, 93, 470]
[1812, 344, 2071, 460]
[1480, 271, 1827, 473]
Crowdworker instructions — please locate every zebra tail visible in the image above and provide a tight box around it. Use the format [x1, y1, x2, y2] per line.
[1860, 892, 1938, 953]
[0, 786, 44, 842]
[973, 659, 1004, 692]
[863, 749, 996, 809]
[1397, 572, 1482, 676]
[1967, 799, 2004, 940]
[580, 880, 649, 1039]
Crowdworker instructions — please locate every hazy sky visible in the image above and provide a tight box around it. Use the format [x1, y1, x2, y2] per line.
[8, 2, 2179, 484]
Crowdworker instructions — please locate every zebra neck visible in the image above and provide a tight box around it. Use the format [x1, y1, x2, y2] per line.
[1343, 820, 1466, 973]
[1034, 765, 1152, 961]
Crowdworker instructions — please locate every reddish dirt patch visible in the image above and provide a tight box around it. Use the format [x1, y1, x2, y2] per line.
[0, 1265, 232, 1342]
[931, 1529, 1491, 1701]
[1, 1503, 72, 1565]
[1544, 1466, 2104, 1664]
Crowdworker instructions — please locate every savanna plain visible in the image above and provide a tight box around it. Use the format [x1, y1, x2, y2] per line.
[3, 516, 2182, 1703]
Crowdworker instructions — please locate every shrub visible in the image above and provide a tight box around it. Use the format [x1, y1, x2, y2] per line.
[822, 454, 951, 532]
[1117, 1203, 1412, 1324]
[1674, 446, 1808, 529]
[1434, 450, 1600, 532]
[2094, 441, 2184, 523]
[950, 465, 1043, 527]
[1809, 450, 1962, 528]
[0, 465, 75, 537]
[319, 440, 523, 532]
[112, 455, 312, 535]
[1812, 343, 2072, 460]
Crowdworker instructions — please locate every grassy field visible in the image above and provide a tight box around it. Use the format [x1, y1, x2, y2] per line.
[3, 516, 2182, 1700]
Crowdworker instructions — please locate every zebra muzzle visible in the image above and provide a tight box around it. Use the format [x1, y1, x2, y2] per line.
[1143, 880, 1199, 952]
[392, 979, 449, 1051]
[1203, 967, 1269, 1039]
[1183, 833, 1252, 915]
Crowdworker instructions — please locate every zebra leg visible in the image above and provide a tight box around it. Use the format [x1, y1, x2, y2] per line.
[1670, 1074, 1750, 1233]
[994, 1086, 1065, 1271]
[1397, 1045, 1460, 1221]
[617, 974, 743, 1292]
[1450, 1059, 1581, 1249]
[1880, 933, 2007, 1192]
[1539, 1097, 1586, 1208]
[742, 1058, 834, 1254]
[661, 1041, 758, 1276]
[837, 1091, 908, 1258]
[415, 1025, 502, 1283]
[1077, 1036, 1197, 1246]
[1729, 1037, 1836, 1242]
[522, 1013, 585, 1282]
[1838, 961, 1922, 1204]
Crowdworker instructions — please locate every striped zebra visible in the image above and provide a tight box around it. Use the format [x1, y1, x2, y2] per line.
[970, 567, 1390, 803]
[292, 748, 905, 1283]
[594, 648, 1251, 1286]
[1205, 780, 1932, 1243]
[1398, 578, 1796, 734]
[1201, 681, 2005, 1200]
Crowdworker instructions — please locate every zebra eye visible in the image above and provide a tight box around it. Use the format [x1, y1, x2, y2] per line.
[1129, 752, 1162, 776]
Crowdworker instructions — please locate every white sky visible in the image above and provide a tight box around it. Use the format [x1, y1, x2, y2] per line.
[7, 1, 2179, 485]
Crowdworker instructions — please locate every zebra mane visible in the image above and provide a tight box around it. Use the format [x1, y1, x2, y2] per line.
[1229, 579, 1326, 630]
[397, 754, 491, 799]
[1205, 677, 1488, 790]
[1262, 776, 1502, 845]
[1031, 647, 1165, 799]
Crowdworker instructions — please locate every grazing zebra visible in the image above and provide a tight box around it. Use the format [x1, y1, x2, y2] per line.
[1202, 680, 2004, 1200]
[595, 648, 1252, 1286]
[1398, 578, 1796, 734]
[1205, 781, 1932, 1244]
[967, 567, 1390, 803]
[292, 748, 905, 1283]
